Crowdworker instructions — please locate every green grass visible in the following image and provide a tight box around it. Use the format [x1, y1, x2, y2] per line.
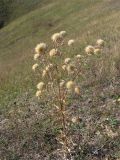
[0, 0, 50, 25]
[0, 0, 120, 106]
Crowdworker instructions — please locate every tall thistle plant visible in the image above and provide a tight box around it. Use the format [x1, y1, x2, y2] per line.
[32, 31, 104, 159]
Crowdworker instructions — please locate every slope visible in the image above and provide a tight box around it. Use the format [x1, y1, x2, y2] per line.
[0, 0, 120, 107]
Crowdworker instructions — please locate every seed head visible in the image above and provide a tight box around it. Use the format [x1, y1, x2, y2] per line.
[66, 81, 75, 90]
[68, 39, 75, 46]
[51, 33, 63, 43]
[85, 45, 94, 55]
[32, 63, 39, 71]
[49, 49, 60, 57]
[96, 39, 104, 47]
[37, 82, 45, 90]
[59, 31, 66, 37]
[35, 43, 47, 54]
[76, 54, 82, 59]
[64, 58, 71, 64]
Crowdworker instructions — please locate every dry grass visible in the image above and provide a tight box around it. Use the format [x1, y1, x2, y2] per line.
[0, 81, 119, 159]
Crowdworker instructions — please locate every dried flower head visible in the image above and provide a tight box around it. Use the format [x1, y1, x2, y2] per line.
[64, 58, 71, 64]
[68, 39, 75, 46]
[35, 43, 47, 54]
[49, 49, 60, 57]
[66, 81, 75, 90]
[37, 82, 45, 90]
[51, 33, 63, 43]
[60, 31, 66, 37]
[76, 54, 82, 59]
[96, 39, 104, 47]
[34, 53, 40, 60]
[74, 86, 80, 95]
[94, 48, 101, 55]
[32, 63, 39, 71]
[85, 45, 94, 55]
[36, 90, 42, 97]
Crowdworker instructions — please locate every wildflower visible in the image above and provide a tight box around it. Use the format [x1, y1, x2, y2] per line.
[68, 39, 75, 46]
[85, 45, 94, 55]
[35, 43, 47, 54]
[74, 86, 80, 95]
[36, 90, 42, 97]
[66, 81, 75, 90]
[49, 49, 60, 57]
[32, 63, 39, 71]
[64, 58, 71, 64]
[96, 39, 104, 47]
[60, 31, 66, 37]
[37, 82, 45, 90]
[94, 48, 101, 55]
[60, 80, 65, 87]
[62, 65, 67, 70]
[67, 65, 75, 73]
[34, 53, 40, 60]
[51, 33, 63, 43]
[75, 54, 82, 59]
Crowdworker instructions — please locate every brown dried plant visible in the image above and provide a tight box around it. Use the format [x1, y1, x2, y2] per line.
[32, 31, 105, 159]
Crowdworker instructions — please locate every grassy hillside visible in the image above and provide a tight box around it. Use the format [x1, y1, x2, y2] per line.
[0, 0, 120, 159]
[0, 0, 120, 108]
[0, 0, 50, 26]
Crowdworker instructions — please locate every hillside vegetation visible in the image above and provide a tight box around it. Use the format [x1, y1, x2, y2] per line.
[0, 0, 120, 159]
[0, 0, 120, 107]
